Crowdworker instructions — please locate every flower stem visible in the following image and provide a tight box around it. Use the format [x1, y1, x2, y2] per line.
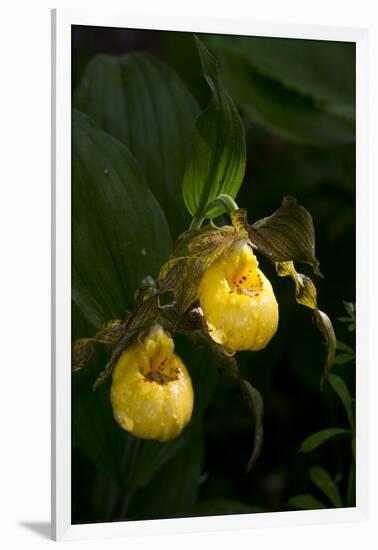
[190, 195, 239, 231]
[202, 194, 239, 218]
[190, 216, 205, 230]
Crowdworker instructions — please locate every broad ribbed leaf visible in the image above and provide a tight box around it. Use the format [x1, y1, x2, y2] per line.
[74, 53, 199, 236]
[309, 466, 343, 508]
[249, 196, 321, 275]
[72, 110, 172, 328]
[204, 37, 355, 146]
[212, 36, 355, 123]
[182, 36, 246, 219]
[299, 428, 350, 453]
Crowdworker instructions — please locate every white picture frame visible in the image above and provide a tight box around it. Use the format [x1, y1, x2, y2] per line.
[51, 8, 369, 541]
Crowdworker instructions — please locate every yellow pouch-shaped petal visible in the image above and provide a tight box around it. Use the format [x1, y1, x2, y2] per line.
[199, 240, 279, 353]
[110, 324, 194, 442]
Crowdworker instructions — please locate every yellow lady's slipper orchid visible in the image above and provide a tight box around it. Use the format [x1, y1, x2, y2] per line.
[198, 240, 279, 353]
[110, 324, 194, 442]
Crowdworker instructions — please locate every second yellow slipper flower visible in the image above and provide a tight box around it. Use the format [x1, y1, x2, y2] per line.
[199, 240, 279, 353]
[110, 324, 194, 442]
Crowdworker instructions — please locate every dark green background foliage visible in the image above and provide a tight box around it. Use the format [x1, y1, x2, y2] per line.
[72, 27, 356, 523]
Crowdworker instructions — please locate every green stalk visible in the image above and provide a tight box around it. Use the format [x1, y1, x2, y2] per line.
[190, 194, 239, 230]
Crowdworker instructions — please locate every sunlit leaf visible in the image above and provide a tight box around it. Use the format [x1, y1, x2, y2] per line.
[309, 466, 343, 507]
[182, 36, 246, 219]
[74, 54, 199, 236]
[299, 428, 350, 453]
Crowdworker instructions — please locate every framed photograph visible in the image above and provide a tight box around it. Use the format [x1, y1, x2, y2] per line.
[51, 8, 369, 542]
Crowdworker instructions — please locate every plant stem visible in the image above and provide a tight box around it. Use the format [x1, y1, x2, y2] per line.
[202, 194, 239, 218]
[190, 194, 239, 231]
[190, 216, 205, 230]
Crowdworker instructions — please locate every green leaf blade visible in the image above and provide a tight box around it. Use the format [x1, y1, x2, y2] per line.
[299, 428, 350, 453]
[72, 110, 172, 327]
[182, 37, 246, 219]
[74, 53, 200, 236]
[328, 374, 354, 428]
[204, 36, 355, 147]
[309, 466, 343, 508]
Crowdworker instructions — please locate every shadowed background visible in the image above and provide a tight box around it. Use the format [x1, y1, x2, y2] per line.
[71, 27, 356, 523]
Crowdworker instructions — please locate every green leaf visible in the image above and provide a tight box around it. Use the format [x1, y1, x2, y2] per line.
[249, 196, 321, 275]
[72, 110, 172, 327]
[210, 36, 355, 122]
[328, 374, 354, 428]
[129, 427, 204, 519]
[74, 53, 199, 236]
[299, 428, 350, 453]
[238, 378, 264, 471]
[182, 36, 246, 219]
[334, 353, 355, 365]
[309, 466, 343, 507]
[204, 37, 355, 147]
[287, 494, 327, 510]
[123, 426, 195, 489]
[336, 341, 355, 354]
[343, 301, 355, 316]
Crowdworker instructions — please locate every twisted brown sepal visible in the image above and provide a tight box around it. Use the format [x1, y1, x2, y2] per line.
[92, 295, 159, 390]
[158, 224, 236, 324]
[276, 261, 336, 388]
[238, 378, 264, 471]
[72, 319, 129, 373]
[248, 196, 322, 276]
